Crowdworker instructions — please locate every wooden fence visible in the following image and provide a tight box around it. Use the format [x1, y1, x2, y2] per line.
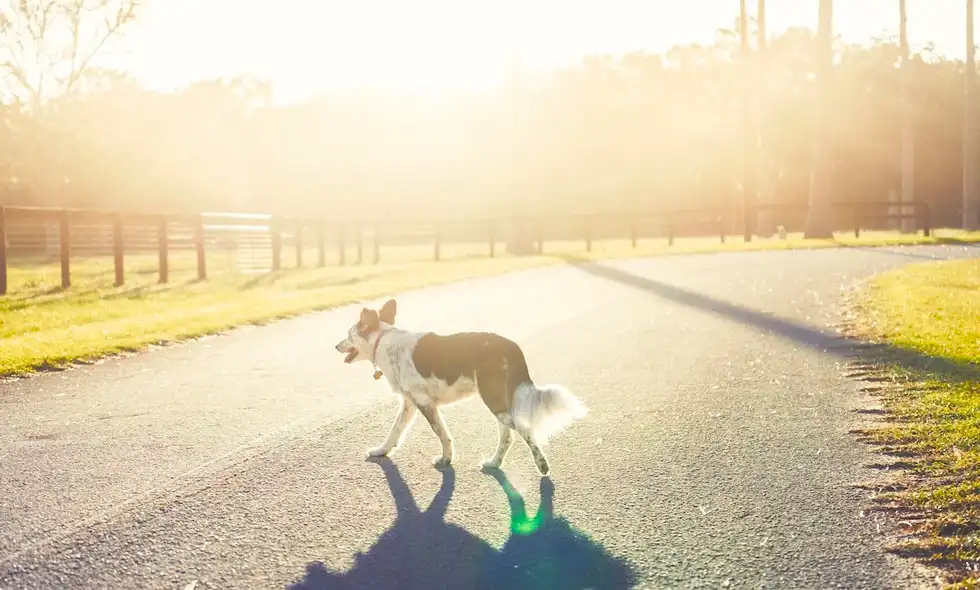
[0, 201, 932, 295]
[750, 200, 931, 238]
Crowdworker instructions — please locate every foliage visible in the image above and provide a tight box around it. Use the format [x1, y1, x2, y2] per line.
[0, 25, 973, 226]
[0, 0, 141, 205]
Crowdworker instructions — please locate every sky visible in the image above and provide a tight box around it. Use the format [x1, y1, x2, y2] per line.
[111, 0, 972, 104]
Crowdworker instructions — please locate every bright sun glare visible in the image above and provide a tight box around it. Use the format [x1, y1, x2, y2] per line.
[115, 0, 968, 104]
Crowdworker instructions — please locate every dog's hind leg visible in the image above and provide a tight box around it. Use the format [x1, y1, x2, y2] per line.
[475, 363, 515, 470]
[367, 395, 418, 458]
[482, 418, 514, 470]
[516, 428, 550, 477]
[417, 404, 454, 469]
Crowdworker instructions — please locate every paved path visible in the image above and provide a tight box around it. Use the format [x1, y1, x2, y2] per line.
[1, 245, 977, 590]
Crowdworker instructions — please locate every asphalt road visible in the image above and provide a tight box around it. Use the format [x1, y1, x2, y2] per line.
[2, 245, 978, 590]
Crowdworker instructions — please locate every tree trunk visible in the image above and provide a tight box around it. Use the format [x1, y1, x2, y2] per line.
[965, 0, 980, 230]
[756, 0, 775, 237]
[899, 0, 916, 233]
[739, 0, 756, 240]
[505, 41, 537, 255]
[804, 0, 835, 239]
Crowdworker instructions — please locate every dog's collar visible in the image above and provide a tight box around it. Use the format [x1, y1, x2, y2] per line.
[371, 328, 390, 380]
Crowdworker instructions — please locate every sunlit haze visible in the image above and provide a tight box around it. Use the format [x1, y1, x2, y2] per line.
[4, 0, 977, 229]
[116, 0, 971, 103]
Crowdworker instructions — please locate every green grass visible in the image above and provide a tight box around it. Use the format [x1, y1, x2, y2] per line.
[859, 260, 980, 365]
[2, 228, 980, 379]
[849, 256, 980, 587]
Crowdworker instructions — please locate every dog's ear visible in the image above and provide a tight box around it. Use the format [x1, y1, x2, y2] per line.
[379, 299, 397, 325]
[358, 308, 380, 335]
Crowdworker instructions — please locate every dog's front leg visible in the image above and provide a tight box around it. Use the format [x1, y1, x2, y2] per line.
[367, 395, 418, 458]
[417, 404, 454, 469]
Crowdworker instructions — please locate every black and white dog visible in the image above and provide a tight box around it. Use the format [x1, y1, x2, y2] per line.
[335, 299, 587, 475]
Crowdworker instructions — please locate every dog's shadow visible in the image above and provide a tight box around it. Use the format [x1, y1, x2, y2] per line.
[288, 459, 637, 590]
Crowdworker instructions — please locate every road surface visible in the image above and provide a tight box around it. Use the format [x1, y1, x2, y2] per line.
[1, 245, 977, 590]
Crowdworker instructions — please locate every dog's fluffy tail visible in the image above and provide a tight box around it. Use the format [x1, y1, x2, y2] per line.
[511, 382, 588, 445]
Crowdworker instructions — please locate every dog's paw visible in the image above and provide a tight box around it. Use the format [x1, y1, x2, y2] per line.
[366, 446, 390, 459]
[432, 455, 453, 469]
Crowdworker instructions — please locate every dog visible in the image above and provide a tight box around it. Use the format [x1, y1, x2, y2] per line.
[334, 299, 587, 476]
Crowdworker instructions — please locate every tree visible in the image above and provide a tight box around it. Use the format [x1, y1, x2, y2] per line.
[898, 0, 915, 232]
[505, 42, 537, 255]
[0, 0, 140, 203]
[756, 0, 775, 236]
[0, 0, 140, 107]
[804, 0, 835, 238]
[738, 0, 755, 239]
[966, 0, 979, 230]
[2, 13, 974, 229]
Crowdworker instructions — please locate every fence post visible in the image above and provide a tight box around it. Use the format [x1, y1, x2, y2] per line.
[337, 222, 346, 265]
[488, 220, 495, 258]
[535, 218, 543, 254]
[743, 206, 752, 243]
[667, 216, 675, 247]
[434, 223, 442, 261]
[630, 220, 637, 248]
[585, 219, 592, 252]
[316, 220, 326, 267]
[271, 217, 282, 271]
[294, 219, 304, 268]
[0, 207, 7, 295]
[853, 207, 860, 238]
[720, 216, 726, 244]
[195, 214, 207, 280]
[157, 215, 169, 284]
[113, 213, 124, 286]
[374, 226, 381, 264]
[59, 210, 71, 289]
[922, 203, 932, 237]
[356, 223, 363, 264]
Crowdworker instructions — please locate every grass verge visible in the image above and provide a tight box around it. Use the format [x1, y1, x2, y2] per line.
[846, 257, 980, 588]
[2, 229, 980, 379]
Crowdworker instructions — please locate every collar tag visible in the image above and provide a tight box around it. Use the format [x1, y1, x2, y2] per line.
[371, 329, 389, 381]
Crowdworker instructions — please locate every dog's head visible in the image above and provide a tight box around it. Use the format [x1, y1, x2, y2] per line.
[335, 299, 397, 364]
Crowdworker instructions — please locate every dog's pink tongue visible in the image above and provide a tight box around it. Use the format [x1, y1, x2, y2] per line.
[344, 350, 357, 363]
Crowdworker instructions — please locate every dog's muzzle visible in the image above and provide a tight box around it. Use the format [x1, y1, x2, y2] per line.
[336, 340, 357, 363]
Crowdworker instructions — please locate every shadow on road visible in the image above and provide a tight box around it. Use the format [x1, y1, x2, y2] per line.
[557, 254, 978, 383]
[287, 458, 636, 590]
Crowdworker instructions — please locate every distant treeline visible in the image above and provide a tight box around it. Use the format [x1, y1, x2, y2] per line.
[0, 27, 974, 227]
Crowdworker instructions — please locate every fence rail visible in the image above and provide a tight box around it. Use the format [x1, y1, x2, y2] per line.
[0, 201, 934, 295]
[750, 200, 931, 238]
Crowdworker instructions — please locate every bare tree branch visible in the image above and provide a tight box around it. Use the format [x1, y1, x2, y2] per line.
[62, 0, 137, 95]
[0, 0, 141, 106]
